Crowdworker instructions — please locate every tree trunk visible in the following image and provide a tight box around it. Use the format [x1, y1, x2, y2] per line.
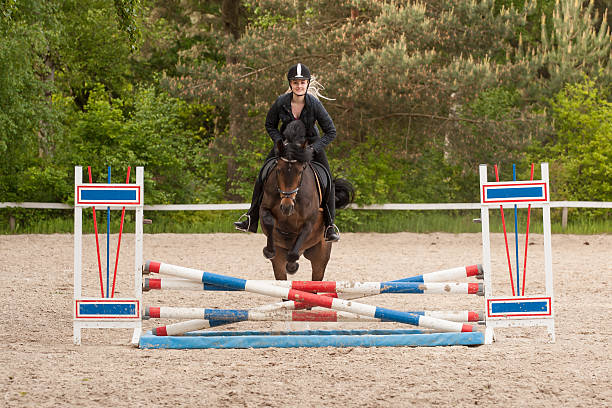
[38, 48, 55, 158]
[219, 0, 246, 200]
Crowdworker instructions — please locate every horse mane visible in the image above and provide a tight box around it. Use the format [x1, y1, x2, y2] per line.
[283, 143, 313, 163]
[278, 120, 313, 163]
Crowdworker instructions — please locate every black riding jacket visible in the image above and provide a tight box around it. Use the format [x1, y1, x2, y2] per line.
[265, 93, 336, 153]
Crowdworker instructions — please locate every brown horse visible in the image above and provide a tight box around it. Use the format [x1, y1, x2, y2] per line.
[259, 120, 354, 281]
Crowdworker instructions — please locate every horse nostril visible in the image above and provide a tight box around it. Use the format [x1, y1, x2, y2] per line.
[280, 201, 294, 215]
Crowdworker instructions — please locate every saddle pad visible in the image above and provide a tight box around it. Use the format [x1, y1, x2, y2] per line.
[260, 157, 278, 183]
[310, 161, 331, 201]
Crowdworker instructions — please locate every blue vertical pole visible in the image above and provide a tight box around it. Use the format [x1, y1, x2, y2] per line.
[106, 166, 111, 298]
[513, 164, 520, 296]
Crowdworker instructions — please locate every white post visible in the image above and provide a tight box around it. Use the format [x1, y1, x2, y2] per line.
[131, 167, 144, 344]
[479, 164, 495, 344]
[73, 166, 83, 345]
[541, 163, 555, 341]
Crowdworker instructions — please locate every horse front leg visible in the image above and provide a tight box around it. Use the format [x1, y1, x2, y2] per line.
[286, 219, 316, 274]
[261, 208, 276, 259]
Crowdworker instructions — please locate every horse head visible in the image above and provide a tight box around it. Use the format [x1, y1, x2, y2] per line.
[274, 120, 313, 216]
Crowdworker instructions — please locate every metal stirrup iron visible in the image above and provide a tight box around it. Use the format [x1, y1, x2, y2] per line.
[234, 213, 251, 232]
[325, 224, 340, 241]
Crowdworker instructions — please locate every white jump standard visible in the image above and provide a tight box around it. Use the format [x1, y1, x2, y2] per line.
[479, 163, 555, 343]
[73, 166, 144, 345]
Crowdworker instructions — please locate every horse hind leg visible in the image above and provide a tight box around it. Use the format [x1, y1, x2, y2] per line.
[304, 241, 331, 281]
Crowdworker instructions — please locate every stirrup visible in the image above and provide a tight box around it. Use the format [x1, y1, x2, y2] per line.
[325, 224, 340, 242]
[234, 213, 251, 232]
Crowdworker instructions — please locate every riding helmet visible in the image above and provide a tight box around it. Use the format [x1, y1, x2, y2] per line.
[287, 63, 311, 82]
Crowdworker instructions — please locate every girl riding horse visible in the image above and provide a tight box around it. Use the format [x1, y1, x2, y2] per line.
[234, 63, 341, 242]
[259, 119, 354, 279]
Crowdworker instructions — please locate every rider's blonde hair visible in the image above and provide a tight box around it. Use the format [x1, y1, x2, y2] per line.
[286, 75, 335, 101]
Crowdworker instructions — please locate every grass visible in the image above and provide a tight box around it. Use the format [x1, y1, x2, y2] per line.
[1, 208, 610, 235]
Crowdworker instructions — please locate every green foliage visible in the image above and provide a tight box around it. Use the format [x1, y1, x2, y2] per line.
[1, 0, 611, 234]
[228, 130, 272, 200]
[0, 1, 57, 201]
[525, 0, 612, 98]
[113, 0, 142, 48]
[539, 78, 612, 202]
[329, 135, 475, 210]
[246, 2, 297, 30]
[56, 0, 135, 104]
[45, 85, 220, 204]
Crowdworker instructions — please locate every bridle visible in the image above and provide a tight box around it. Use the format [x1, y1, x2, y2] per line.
[276, 156, 306, 203]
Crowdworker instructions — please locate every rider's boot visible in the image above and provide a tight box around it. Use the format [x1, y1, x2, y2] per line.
[323, 178, 339, 242]
[324, 224, 340, 242]
[234, 178, 263, 233]
[234, 213, 257, 233]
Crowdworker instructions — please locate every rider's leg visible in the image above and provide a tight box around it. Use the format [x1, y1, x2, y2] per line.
[234, 149, 276, 233]
[312, 149, 340, 242]
[234, 177, 264, 233]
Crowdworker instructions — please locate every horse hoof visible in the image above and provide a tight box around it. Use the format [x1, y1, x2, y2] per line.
[263, 247, 275, 259]
[287, 253, 299, 263]
[286, 262, 299, 274]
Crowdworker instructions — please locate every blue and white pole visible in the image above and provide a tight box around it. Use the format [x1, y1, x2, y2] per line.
[144, 261, 479, 333]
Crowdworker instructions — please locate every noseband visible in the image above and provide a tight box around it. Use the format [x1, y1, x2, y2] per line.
[276, 157, 306, 202]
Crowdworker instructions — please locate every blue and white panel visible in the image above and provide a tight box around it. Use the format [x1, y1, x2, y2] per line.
[76, 184, 141, 206]
[75, 298, 140, 319]
[481, 181, 548, 204]
[487, 297, 552, 319]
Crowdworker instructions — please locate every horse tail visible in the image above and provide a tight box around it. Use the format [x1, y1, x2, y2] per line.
[334, 178, 355, 209]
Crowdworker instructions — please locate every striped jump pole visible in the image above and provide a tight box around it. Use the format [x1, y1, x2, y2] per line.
[143, 263, 482, 284]
[147, 299, 321, 336]
[144, 261, 479, 333]
[396, 264, 483, 282]
[147, 295, 336, 336]
[143, 263, 484, 335]
[146, 307, 482, 324]
[144, 277, 483, 296]
[147, 309, 484, 337]
[147, 307, 380, 322]
[147, 308, 483, 337]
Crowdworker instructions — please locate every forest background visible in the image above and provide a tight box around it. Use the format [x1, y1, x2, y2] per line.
[1, 0, 610, 233]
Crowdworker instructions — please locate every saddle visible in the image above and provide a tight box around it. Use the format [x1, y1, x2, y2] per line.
[260, 157, 278, 182]
[309, 161, 331, 206]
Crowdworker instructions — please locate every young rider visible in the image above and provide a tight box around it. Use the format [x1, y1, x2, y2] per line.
[234, 63, 340, 242]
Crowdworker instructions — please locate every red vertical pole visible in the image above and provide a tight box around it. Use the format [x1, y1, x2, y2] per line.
[521, 163, 535, 296]
[495, 165, 516, 296]
[88, 167, 105, 298]
[111, 166, 130, 298]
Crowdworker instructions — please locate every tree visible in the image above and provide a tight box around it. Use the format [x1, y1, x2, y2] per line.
[527, 0, 612, 97]
[0, 0, 57, 201]
[537, 78, 612, 202]
[172, 0, 551, 200]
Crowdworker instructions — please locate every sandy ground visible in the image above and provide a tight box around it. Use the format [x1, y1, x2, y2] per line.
[0, 232, 610, 407]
